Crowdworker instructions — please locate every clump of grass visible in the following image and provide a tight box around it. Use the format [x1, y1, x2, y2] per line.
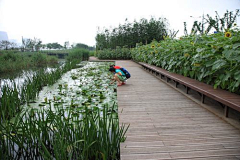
[0, 104, 129, 159]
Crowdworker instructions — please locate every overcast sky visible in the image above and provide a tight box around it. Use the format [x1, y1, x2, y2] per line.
[0, 0, 239, 46]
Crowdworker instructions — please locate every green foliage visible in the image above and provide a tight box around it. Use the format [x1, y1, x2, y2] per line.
[97, 46, 131, 60]
[67, 48, 90, 63]
[0, 52, 58, 73]
[46, 42, 63, 49]
[32, 53, 48, 65]
[89, 51, 95, 56]
[21, 37, 42, 52]
[0, 40, 17, 50]
[131, 30, 240, 94]
[0, 106, 128, 159]
[96, 17, 169, 50]
[73, 43, 95, 51]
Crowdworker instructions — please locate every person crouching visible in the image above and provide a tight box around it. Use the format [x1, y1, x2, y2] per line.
[109, 67, 126, 86]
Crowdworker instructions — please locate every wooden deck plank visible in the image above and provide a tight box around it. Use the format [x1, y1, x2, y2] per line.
[117, 60, 240, 160]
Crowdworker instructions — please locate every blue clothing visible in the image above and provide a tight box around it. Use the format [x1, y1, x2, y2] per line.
[115, 69, 125, 76]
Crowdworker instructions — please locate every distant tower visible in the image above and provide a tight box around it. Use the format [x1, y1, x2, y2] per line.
[0, 31, 9, 41]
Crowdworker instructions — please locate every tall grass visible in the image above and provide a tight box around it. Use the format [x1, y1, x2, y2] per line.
[0, 104, 128, 159]
[96, 47, 131, 60]
[0, 61, 81, 122]
[67, 48, 90, 63]
[0, 51, 58, 73]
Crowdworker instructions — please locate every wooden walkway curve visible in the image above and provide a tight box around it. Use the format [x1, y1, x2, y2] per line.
[116, 60, 240, 160]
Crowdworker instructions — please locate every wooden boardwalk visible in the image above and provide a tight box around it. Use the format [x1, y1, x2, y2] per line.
[116, 60, 240, 160]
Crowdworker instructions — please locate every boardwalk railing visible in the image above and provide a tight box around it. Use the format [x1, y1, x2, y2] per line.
[139, 62, 240, 118]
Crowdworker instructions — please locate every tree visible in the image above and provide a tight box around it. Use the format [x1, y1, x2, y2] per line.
[33, 38, 42, 51]
[64, 41, 70, 49]
[21, 37, 42, 52]
[10, 42, 18, 50]
[21, 37, 31, 52]
[0, 40, 11, 50]
[46, 43, 63, 49]
[75, 43, 88, 49]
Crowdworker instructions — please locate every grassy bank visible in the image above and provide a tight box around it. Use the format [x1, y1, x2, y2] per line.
[0, 49, 90, 74]
[0, 51, 58, 73]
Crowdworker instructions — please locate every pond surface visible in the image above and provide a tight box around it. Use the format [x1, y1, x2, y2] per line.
[23, 62, 117, 115]
[0, 60, 67, 99]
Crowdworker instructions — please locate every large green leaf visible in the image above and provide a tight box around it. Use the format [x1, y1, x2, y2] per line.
[189, 71, 194, 78]
[196, 48, 205, 53]
[223, 49, 240, 62]
[212, 59, 227, 71]
[233, 43, 240, 49]
[234, 71, 240, 81]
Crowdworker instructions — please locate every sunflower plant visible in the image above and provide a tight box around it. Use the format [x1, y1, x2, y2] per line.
[131, 30, 240, 94]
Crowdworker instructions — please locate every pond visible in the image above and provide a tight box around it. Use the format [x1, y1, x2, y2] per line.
[24, 62, 118, 114]
[0, 61, 128, 160]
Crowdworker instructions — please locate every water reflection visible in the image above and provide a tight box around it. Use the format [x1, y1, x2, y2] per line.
[0, 60, 65, 97]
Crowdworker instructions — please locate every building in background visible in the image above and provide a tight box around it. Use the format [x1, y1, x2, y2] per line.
[0, 31, 9, 41]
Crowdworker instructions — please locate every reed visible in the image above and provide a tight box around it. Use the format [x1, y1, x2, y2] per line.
[0, 104, 128, 159]
[0, 60, 82, 121]
[0, 51, 58, 73]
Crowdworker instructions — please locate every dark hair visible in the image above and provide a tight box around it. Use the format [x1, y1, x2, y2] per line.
[109, 67, 115, 72]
